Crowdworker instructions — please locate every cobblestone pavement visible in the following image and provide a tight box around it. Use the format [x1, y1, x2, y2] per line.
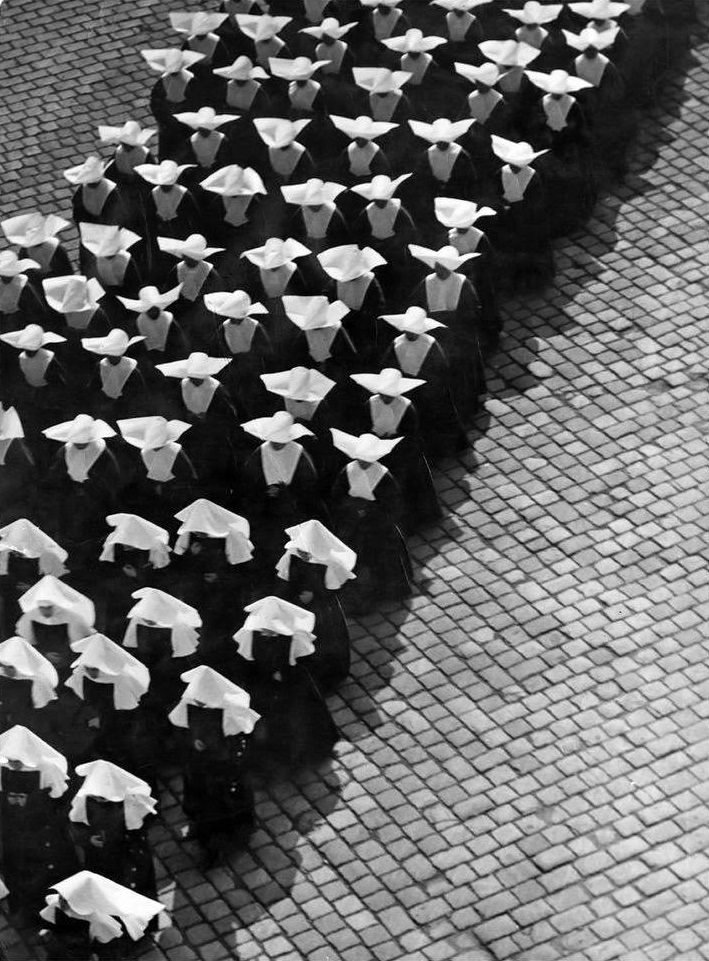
[2, 2, 709, 960]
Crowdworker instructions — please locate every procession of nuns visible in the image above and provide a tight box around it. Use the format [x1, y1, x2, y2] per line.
[0, 0, 695, 955]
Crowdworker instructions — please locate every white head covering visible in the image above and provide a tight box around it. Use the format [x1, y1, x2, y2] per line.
[0, 725, 68, 797]
[490, 134, 549, 166]
[568, 0, 629, 18]
[330, 114, 398, 141]
[317, 244, 386, 281]
[241, 236, 310, 269]
[0, 637, 59, 710]
[1, 212, 70, 247]
[79, 223, 141, 258]
[408, 243, 479, 270]
[0, 519, 67, 577]
[351, 367, 424, 396]
[82, 329, 145, 358]
[169, 11, 228, 37]
[283, 295, 349, 330]
[409, 118, 474, 144]
[18, 575, 95, 627]
[43, 414, 115, 445]
[99, 514, 170, 569]
[134, 160, 196, 186]
[98, 120, 156, 147]
[233, 597, 316, 665]
[41, 871, 165, 944]
[156, 351, 230, 379]
[0, 324, 65, 351]
[353, 67, 412, 94]
[526, 68, 593, 93]
[117, 284, 182, 313]
[213, 56, 269, 81]
[300, 17, 357, 40]
[168, 665, 261, 736]
[261, 366, 336, 401]
[563, 25, 620, 50]
[360, 0, 400, 7]
[173, 499, 253, 564]
[69, 760, 156, 830]
[383, 28, 447, 52]
[434, 197, 496, 228]
[118, 416, 191, 450]
[253, 116, 312, 148]
[67, 634, 150, 712]
[157, 234, 224, 261]
[269, 56, 331, 80]
[0, 253, 39, 282]
[141, 47, 206, 75]
[200, 164, 266, 196]
[454, 61, 508, 87]
[504, 2, 563, 23]
[331, 427, 400, 462]
[174, 106, 241, 131]
[43, 275, 105, 313]
[350, 173, 410, 201]
[478, 39, 541, 67]
[204, 290, 267, 318]
[123, 588, 201, 657]
[380, 305, 444, 334]
[275, 519, 356, 590]
[236, 13, 293, 41]
[63, 155, 111, 185]
[0, 404, 23, 442]
[241, 410, 313, 442]
[432, 0, 492, 8]
[281, 178, 346, 206]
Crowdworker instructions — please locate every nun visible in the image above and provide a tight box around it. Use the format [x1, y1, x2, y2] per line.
[172, 499, 255, 642]
[117, 416, 198, 521]
[160, 234, 226, 350]
[268, 57, 331, 128]
[235, 13, 294, 68]
[78, 224, 143, 298]
[282, 177, 349, 252]
[0, 518, 68, 637]
[142, 47, 206, 158]
[63, 156, 127, 229]
[65, 634, 154, 781]
[275, 519, 355, 689]
[82, 330, 148, 419]
[381, 28, 449, 115]
[524, 68, 597, 235]
[329, 429, 413, 608]
[0, 636, 59, 732]
[299, 17, 357, 79]
[329, 114, 397, 184]
[212, 56, 272, 115]
[433, 197, 501, 346]
[199, 164, 267, 240]
[0, 324, 68, 432]
[359, 0, 410, 42]
[39, 871, 165, 961]
[0, 726, 77, 921]
[454, 62, 515, 182]
[42, 416, 122, 554]
[317, 244, 386, 365]
[168, 666, 260, 864]
[173, 106, 241, 178]
[122, 586, 201, 718]
[352, 67, 414, 128]
[207, 290, 274, 417]
[1, 212, 73, 280]
[477, 39, 541, 122]
[489, 134, 553, 290]
[97, 513, 171, 636]
[155, 352, 238, 491]
[68, 760, 158, 900]
[431, 0, 486, 50]
[233, 597, 338, 774]
[350, 367, 442, 528]
[42, 277, 111, 386]
[0, 406, 38, 520]
[117, 285, 189, 367]
[253, 117, 316, 184]
[134, 160, 201, 249]
[380, 306, 468, 453]
[170, 11, 231, 76]
[282, 294, 358, 382]
[350, 174, 417, 285]
[408, 118, 477, 205]
[505, 2, 565, 69]
[241, 411, 322, 565]
[15, 575, 94, 680]
[0, 250, 46, 333]
[99, 120, 158, 188]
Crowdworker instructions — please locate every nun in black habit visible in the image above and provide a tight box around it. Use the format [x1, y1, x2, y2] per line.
[1, 212, 73, 281]
[0, 518, 68, 639]
[208, 290, 274, 417]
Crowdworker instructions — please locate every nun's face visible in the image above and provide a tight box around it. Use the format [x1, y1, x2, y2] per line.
[183, 256, 199, 269]
[551, 92, 563, 101]
[408, 51, 421, 60]
[25, 348, 38, 357]
[120, 141, 136, 152]
[197, 126, 212, 138]
[85, 666, 100, 680]
[73, 442, 90, 451]
[374, 198, 388, 208]
[307, 203, 323, 212]
[229, 316, 244, 325]
[356, 458, 370, 469]
[294, 548, 311, 561]
[355, 137, 369, 148]
[404, 331, 419, 342]
[189, 377, 204, 386]
[295, 79, 308, 88]
[0, 664, 17, 678]
[270, 441, 287, 451]
[38, 604, 55, 618]
[235, 77, 248, 86]
[146, 306, 161, 319]
[476, 82, 490, 94]
[106, 354, 122, 366]
[160, 184, 174, 193]
[86, 178, 103, 189]
[322, 34, 336, 45]
[380, 393, 395, 405]
[436, 141, 450, 152]
[377, 4, 391, 13]
[585, 45, 599, 59]
[434, 262, 451, 279]
[509, 163, 521, 174]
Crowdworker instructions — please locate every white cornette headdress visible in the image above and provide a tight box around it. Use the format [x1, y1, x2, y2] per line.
[173, 499, 254, 564]
[66, 634, 150, 711]
[0, 725, 68, 797]
[233, 597, 316, 665]
[0, 518, 68, 577]
[275, 519, 357, 590]
[99, 514, 170, 569]
[69, 759, 157, 830]
[123, 588, 201, 657]
[168, 665, 261, 736]
[0, 637, 59, 709]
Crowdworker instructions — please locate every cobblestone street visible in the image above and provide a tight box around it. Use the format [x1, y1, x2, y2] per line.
[1, 1, 708, 959]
